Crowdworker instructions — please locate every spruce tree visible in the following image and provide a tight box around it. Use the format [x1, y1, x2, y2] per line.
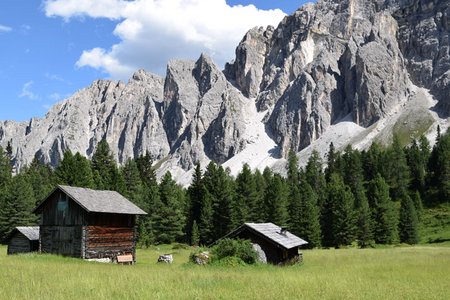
[25, 156, 55, 203]
[56, 151, 95, 188]
[406, 139, 426, 195]
[361, 142, 383, 182]
[187, 163, 207, 238]
[0, 174, 37, 242]
[357, 195, 373, 248]
[263, 174, 289, 226]
[153, 172, 186, 244]
[385, 134, 411, 200]
[399, 192, 419, 244]
[296, 180, 321, 248]
[325, 174, 357, 247]
[203, 162, 234, 241]
[191, 220, 200, 246]
[411, 190, 423, 222]
[91, 139, 120, 190]
[304, 150, 327, 208]
[368, 175, 398, 244]
[233, 164, 259, 225]
[427, 130, 450, 204]
[0, 146, 12, 192]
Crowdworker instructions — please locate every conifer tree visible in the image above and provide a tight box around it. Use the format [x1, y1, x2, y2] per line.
[203, 162, 234, 241]
[361, 142, 383, 182]
[199, 193, 214, 245]
[0, 174, 37, 242]
[385, 134, 411, 200]
[304, 150, 327, 208]
[399, 192, 419, 244]
[368, 175, 398, 244]
[324, 173, 357, 247]
[91, 139, 120, 190]
[233, 164, 259, 225]
[0, 146, 12, 192]
[56, 151, 95, 188]
[253, 169, 266, 222]
[325, 143, 337, 181]
[153, 172, 185, 244]
[296, 180, 321, 248]
[263, 174, 289, 226]
[187, 163, 207, 238]
[25, 156, 55, 202]
[427, 130, 450, 204]
[406, 139, 426, 195]
[121, 159, 145, 208]
[411, 190, 423, 221]
[191, 220, 200, 246]
[357, 195, 373, 248]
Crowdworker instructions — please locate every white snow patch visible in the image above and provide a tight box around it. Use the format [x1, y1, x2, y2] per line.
[223, 100, 279, 176]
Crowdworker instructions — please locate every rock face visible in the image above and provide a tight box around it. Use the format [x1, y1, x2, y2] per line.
[1, 0, 449, 178]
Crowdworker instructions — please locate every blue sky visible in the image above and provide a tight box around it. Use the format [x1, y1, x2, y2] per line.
[0, 0, 311, 121]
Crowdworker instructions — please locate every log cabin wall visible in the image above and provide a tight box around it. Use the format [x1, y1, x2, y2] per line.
[7, 233, 31, 255]
[39, 190, 86, 257]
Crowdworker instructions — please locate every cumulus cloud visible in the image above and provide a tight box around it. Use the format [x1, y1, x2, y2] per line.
[0, 24, 12, 32]
[19, 81, 39, 100]
[44, 0, 286, 79]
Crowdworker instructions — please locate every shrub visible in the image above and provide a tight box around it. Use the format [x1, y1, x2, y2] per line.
[212, 239, 257, 265]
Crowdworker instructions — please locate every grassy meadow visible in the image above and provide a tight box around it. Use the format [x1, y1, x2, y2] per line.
[1, 244, 449, 300]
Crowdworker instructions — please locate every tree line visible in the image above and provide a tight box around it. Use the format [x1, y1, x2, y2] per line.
[0, 128, 449, 248]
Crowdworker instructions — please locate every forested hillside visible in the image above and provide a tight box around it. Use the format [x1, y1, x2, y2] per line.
[0, 129, 449, 248]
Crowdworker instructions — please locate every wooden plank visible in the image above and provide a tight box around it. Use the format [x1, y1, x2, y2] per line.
[117, 254, 133, 263]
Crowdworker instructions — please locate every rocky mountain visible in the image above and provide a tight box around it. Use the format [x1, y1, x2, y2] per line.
[1, 0, 449, 183]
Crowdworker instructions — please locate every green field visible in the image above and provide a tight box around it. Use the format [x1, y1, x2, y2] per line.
[1, 244, 449, 300]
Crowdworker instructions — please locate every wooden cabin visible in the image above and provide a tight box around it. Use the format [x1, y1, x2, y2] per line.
[223, 223, 308, 265]
[6, 227, 40, 255]
[33, 185, 147, 263]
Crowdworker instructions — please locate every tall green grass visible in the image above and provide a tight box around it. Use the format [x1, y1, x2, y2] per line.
[0, 245, 449, 299]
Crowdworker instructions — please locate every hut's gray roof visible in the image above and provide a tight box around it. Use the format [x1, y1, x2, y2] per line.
[13, 227, 39, 241]
[229, 223, 308, 249]
[34, 185, 147, 215]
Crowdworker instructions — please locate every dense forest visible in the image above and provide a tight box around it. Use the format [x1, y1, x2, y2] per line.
[0, 128, 449, 248]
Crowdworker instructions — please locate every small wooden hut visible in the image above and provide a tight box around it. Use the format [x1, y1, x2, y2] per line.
[33, 185, 147, 263]
[222, 223, 308, 265]
[6, 227, 40, 255]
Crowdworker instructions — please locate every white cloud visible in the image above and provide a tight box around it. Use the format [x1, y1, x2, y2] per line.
[49, 93, 61, 101]
[0, 24, 12, 32]
[19, 81, 39, 100]
[44, 0, 286, 79]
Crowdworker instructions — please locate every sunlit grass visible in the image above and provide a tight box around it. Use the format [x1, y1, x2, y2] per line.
[0, 244, 449, 299]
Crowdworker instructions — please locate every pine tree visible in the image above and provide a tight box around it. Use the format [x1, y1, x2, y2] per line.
[199, 193, 214, 245]
[357, 195, 373, 248]
[411, 190, 423, 222]
[203, 162, 234, 241]
[91, 139, 120, 190]
[0, 146, 12, 192]
[296, 180, 321, 248]
[187, 163, 207, 238]
[427, 130, 450, 204]
[55, 151, 94, 188]
[253, 169, 266, 222]
[385, 134, 411, 200]
[233, 164, 259, 225]
[361, 142, 383, 182]
[0, 174, 37, 242]
[368, 175, 398, 244]
[25, 156, 55, 203]
[324, 173, 357, 247]
[399, 192, 419, 244]
[304, 150, 327, 208]
[191, 220, 200, 246]
[406, 139, 426, 195]
[325, 143, 337, 181]
[263, 174, 289, 226]
[153, 172, 186, 244]
[120, 159, 145, 208]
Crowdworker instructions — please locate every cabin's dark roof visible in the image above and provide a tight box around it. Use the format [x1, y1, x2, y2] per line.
[34, 185, 147, 215]
[9, 227, 40, 241]
[228, 223, 308, 249]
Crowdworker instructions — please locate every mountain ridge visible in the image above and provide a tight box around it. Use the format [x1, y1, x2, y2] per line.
[1, 0, 449, 184]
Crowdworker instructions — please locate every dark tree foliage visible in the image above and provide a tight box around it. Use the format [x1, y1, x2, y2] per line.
[203, 162, 234, 242]
[361, 142, 383, 182]
[153, 172, 186, 244]
[187, 163, 207, 242]
[368, 175, 398, 244]
[406, 139, 427, 195]
[0, 174, 37, 242]
[296, 180, 321, 248]
[427, 129, 450, 204]
[399, 192, 419, 244]
[91, 139, 121, 191]
[263, 174, 289, 227]
[304, 150, 327, 208]
[233, 164, 259, 225]
[24, 156, 55, 203]
[385, 134, 411, 200]
[323, 174, 357, 247]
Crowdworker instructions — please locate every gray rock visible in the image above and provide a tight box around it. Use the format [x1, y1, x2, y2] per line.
[157, 254, 173, 264]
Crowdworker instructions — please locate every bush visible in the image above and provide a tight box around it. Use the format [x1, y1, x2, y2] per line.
[212, 239, 257, 265]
